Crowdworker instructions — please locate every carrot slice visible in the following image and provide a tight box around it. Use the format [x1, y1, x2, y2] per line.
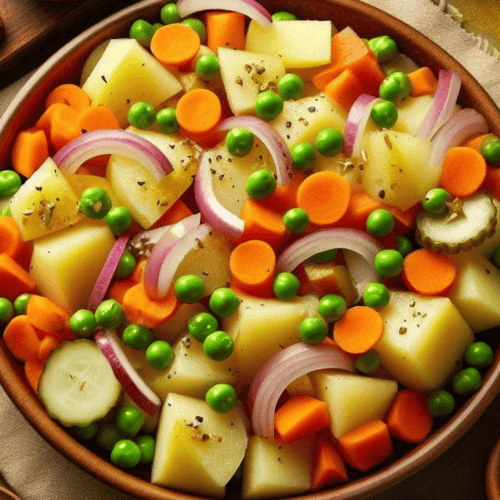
[402, 248, 456, 296]
[37, 336, 61, 363]
[25, 359, 44, 393]
[26, 295, 72, 340]
[35, 103, 81, 151]
[311, 438, 349, 490]
[230, 240, 276, 297]
[77, 105, 121, 132]
[130, 258, 147, 284]
[408, 67, 438, 97]
[274, 395, 331, 443]
[0, 216, 24, 261]
[107, 279, 135, 304]
[324, 68, 367, 112]
[337, 419, 393, 472]
[176, 89, 222, 135]
[297, 171, 351, 225]
[3, 315, 41, 362]
[0, 253, 37, 301]
[11, 127, 50, 178]
[150, 23, 200, 69]
[45, 83, 92, 112]
[150, 199, 194, 229]
[333, 306, 383, 354]
[385, 389, 433, 443]
[439, 146, 486, 198]
[262, 171, 306, 213]
[122, 282, 180, 329]
[205, 11, 246, 52]
[335, 191, 384, 231]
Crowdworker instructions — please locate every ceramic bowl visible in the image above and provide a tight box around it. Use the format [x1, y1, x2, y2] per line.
[1, 1, 500, 499]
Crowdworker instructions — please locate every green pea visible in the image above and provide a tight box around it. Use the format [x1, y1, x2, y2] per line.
[209, 288, 239, 317]
[114, 251, 137, 280]
[206, 383, 237, 413]
[255, 90, 284, 121]
[129, 19, 155, 47]
[310, 249, 338, 264]
[374, 249, 403, 278]
[299, 316, 328, 344]
[80, 187, 112, 219]
[105, 206, 133, 236]
[396, 236, 412, 257]
[362, 282, 390, 308]
[146, 340, 174, 370]
[366, 209, 395, 237]
[128, 101, 156, 129]
[428, 389, 455, 417]
[226, 128, 254, 157]
[181, 18, 207, 44]
[283, 208, 309, 234]
[14, 293, 30, 315]
[317, 294, 346, 323]
[111, 439, 142, 468]
[156, 107, 179, 134]
[245, 169, 276, 200]
[379, 71, 412, 101]
[315, 127, 344, 157]
[96, 422, 123, 451]
[174, 274, 206, 303]
[95, 299, 125, 329]
[464, 341, 494, 368]
[203, 330, 234, 361]
[273, 272, 300, 300]
[134, 434, 156, 464]
[278, 73, 304, 100]
[355, 349, 381, 374]
[195, 54, 220, 82]
[116, 406, 145, 438]
[160, 3, 181, 24]
[152, 23, 164, 33]
[69, 309, 97, 338]
[122, 324, 153, 349]
[71, 422, 99, 440]
[481, 136, 500, 165]
[0, 170, 22, 198]
[1, 206, 12, 217]
[0, 298, 14, 325]
[272, 11, 298, 21]
[422, 188, 451, 215]
[368, 35, 398, 62]
[370, 100, 398, 128]
[188, 312, 219, 342]
[291, 142, 316, 170]
[452, 367, 482, 395]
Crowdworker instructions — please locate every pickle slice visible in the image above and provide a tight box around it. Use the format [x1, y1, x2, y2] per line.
[415, 191, 497, 254]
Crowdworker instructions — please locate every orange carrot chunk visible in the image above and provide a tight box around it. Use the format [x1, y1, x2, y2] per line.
[439, 146, 486, 198]
[45, 83, 92, 112]
[274, 395, 331, 443]
[77, 105, 121, 132]
[3, 315, 41, 362]
[408, 67, 438, 97]
[311, 438, 349, 490]
[334, 191, 384, 231]
[337, 419, 393, 472]
[262, 171, 306, 214]
[0, 253, 37, 302]
[176, 89, 222, 135]
[25, 359, 44, 393]
[324, 68, 367, 112]
[35, 103, 81, 151]
[333, 306, 383, 354]
[385, 389, 434, 443]
[37, 336, 61, 363]
[11, 127, 50, 178]
[130, 258, 148, 284]
[150, 199, 194, 228]
[297, 171, 351, 225]
[107, 279, 135, 304]
[205, 11, 246, 52]
[26, 295, 72, 340]
[402, 248, 456, 296]
[0, 216, 24, 261]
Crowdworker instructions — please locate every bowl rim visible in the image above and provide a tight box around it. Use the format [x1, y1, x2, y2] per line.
[1, 0, 500, 499]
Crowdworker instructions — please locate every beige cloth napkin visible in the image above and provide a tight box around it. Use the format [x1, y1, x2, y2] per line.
[1, 1, 499, 499]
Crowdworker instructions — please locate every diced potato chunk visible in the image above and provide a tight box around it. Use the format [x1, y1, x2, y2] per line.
[66, 175, 120, 207]
[392, 95, 433, 136]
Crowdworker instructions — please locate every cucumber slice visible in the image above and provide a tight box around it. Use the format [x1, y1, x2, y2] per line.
[38, 339, 121, 427]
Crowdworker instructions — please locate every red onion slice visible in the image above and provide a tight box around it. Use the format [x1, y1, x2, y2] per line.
[177, 0, 272, 27]
[88, 234, 129, 312]
[248, 343, 356, 438]
[343, 94, 381, 159]
[217, 116, 293, 187]
[53, 129, 173, 179]
[194, 152, 246, 237]
[277, 228, 383, 298]
[144, 213, 202, 299]
[95, 329, 161, 416]
[416, 70, 461, 140]
[130, 225, 174, 251]
[428, 108, 488, 168]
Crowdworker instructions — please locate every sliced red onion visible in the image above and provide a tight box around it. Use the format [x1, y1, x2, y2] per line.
[95, 329, 161, 416]
[428, 108, 489, 168]
[217, 116, 293, 187]
[248, 343, 356, 438]
[194, 152, 246, 237]
[144, 213, 202, 299]
[53, 129, 173, 179]
[177, 0, 272, 27]
[130, 225, 174, 251]
[87, 234, 129, 312]
[277, 228, 383, 298]
[416, 70, 461, 140]
[343, 94, 381, 158]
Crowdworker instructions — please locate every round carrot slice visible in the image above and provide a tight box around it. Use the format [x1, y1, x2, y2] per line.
[150, 23, 200, 69]
[176, 89, 222, 135]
